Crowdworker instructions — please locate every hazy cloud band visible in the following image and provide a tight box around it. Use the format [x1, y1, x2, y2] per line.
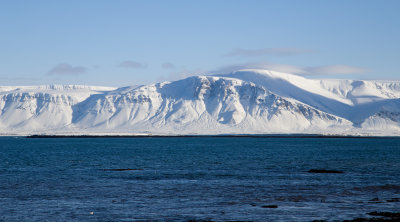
[47, 63, 87, 76]
[224, 48, 314, 57]
[212, 63, 368, 76]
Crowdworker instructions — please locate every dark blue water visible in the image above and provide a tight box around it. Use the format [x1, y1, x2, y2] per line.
[0, 137, 399, 221]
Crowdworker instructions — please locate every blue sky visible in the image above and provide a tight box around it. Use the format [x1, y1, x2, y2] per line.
[1, 0, 399, 86]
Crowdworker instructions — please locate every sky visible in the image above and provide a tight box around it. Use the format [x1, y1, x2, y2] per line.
[0, 0, 399, 86]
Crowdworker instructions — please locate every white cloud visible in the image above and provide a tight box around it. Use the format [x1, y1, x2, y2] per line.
[304, 65, 368, 75]
[118, 60, 147, 69]
[210, 63, 303, 74]
[210, 62, 368, 76]
[158, 68, 206, 82]
[224, 48, 314, 57]
[47, 63, 87, 75]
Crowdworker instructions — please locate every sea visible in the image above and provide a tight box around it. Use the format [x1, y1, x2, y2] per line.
[0, 136, 399, 221]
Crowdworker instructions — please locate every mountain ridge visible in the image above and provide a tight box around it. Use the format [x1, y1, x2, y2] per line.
[0, 69, 399, 136]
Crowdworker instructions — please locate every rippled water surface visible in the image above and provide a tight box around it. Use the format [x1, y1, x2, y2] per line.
[0, 137, 400, 221]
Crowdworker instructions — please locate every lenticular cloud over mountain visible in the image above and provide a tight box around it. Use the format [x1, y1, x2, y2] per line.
[1, 69, 399, 136]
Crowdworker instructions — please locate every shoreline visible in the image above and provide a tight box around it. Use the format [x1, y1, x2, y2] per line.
[25, 134, 400, 139]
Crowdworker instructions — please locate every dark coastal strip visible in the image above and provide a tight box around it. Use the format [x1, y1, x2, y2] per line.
[26, 134, 400, 139]
[308, 169, 344, 174]
[103, 168, 144, 171]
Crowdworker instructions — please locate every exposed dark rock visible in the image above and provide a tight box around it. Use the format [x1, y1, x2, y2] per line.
[367, 212, 400, 217]
[387, 198, 400, 203]
[344, 212, 400, 222]
[354, 185, 400, 192]
[308, 169, 344, 174]
[103, 168, 144, 171]
[186, 220, 251, 222]
[343, 218, 398, 222]
[261, 205, 278, 208]
[187, 220, 216, 222]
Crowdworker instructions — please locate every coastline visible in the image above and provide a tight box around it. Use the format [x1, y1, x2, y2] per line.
[25, 134, 400, 139]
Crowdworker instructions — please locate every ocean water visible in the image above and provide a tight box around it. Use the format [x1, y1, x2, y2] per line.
[0, 137, 399, 221]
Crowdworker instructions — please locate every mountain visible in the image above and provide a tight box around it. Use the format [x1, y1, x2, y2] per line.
[1, 69, 399, 136]
[0, 85, 115, 134]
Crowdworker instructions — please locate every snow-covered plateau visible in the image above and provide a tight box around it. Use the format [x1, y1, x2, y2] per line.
[1, 69, 399, 136]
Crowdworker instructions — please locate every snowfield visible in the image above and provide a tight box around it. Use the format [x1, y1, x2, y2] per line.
[1, 69, 399, 136]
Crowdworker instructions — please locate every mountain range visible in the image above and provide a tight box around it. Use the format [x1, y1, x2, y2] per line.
[1, 69, 399, 136]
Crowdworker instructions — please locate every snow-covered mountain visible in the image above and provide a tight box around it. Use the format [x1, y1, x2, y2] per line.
[1, 69, 399, 136]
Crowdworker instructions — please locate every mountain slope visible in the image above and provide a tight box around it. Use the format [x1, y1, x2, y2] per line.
[0, 85, 115, 133]
[218, 69, 400, 125]
[0, 70, 399, 135]
[72, 76, 350, 134]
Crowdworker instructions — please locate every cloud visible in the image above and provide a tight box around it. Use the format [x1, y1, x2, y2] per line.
[158, 68, 207, 82]
[210, 62, 368, 76]
[211, 63, 305, 74]
[118, 60, 147, 69]
[162, 62, 175, 69]
[224, 48, 314, 57]
[304, 65, 368, 75]
[47, 63, 87, 76]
